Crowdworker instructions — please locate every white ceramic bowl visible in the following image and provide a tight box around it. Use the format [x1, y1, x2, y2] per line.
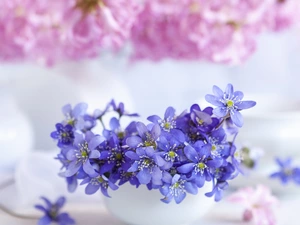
[104, 183, 215, 225]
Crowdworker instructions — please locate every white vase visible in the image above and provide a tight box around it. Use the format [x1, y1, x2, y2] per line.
[104, 183, 215, 225]
[0, 87, 34, 172]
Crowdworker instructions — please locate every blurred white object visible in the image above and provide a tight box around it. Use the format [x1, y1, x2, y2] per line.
[15, 151, 103, 206]
[104, 182, 214, 225]
[4, 61, 134, 150]
[0, 88, 34, 172]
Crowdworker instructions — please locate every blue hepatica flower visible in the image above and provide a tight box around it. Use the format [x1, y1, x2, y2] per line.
[205, 84, 256, 127]
[51, 123, 74, 147]
[35, 197, 75, 225]
[270, 157, 300, 185]
[110, 99, 139, 118]
[62, 103, 88, 130]
[178, 143, 222, 188]
[160, 174, 198, 204]
[126, 147, 165, 185]
[64, 132, 105, 177]
[208, 128, 231, 159]
[81, 174, 119, 197]
[126, 122, 161, 149]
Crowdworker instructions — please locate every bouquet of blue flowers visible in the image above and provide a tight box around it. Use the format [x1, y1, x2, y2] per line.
[51, 84, 256, 204]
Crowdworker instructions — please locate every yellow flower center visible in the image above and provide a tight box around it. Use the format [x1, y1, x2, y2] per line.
[81, 151, 88, 158]
[197, 163, 205, 170]
[116, 153, 122, 160]
[98, 177, 104, 183]
[226, 100, 234, 108]
[168, 151, 176, 158]
[164, 122, 171, 130]
[211, 145, 217, 151]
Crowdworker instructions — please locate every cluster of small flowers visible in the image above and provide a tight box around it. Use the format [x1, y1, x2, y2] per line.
[0, 0, 299, 65]
[131, 0, 300, 64]
[51, 84, 255, 204]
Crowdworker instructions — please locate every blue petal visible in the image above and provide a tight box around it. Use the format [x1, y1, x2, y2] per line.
[147, 115, 161, 124]
[108, 181, 119, 191]
[145, 147, 155, 157]
[164, 107, 175, 119]
[195, 173, 205, 188]
[89, 150, 100, 159]
[34, 205, 47, 213]
[85, 183, 100, 195]
[101, 186, 111, 198]
[127, 162, 139, 172]
[184, 145, 198, 162]
[162, 171, 172, 184]
[233, 91, 244, 101]
[213, 85, 224, 98]
[225, 84, 234, 96]
[62, 104, 72, 117]
[65, 161, 81, 177]
[136, 122, 148, 139]
[88, 136, 105, 150]
[177, 163, 195, 174]
[109, 117, 120, 130]
[170, 129, 186, 143]
[74, 133, 84, 146]
[174, 192, 186, 204]
[100, 162, 115, 174]
[230, 110, 243, 127]
[160, 185, 170, 196]
[73, 103, 88, 118]
[205, 95, 224, 107]
[237, 101, 256, 110]
[66, 150, 76, 161]
[83, 160, 96, 176]
[126, 136, 142, 148]
[125, 151, 140, 160]
[194, 111, 212, 124]
[151, 124, 161, 140]
[153, 154, 166, 167]
[213, 107, 228, 117]
[151, 167, 163, 186]
[184, 182, 198, 195]
[199, 144, 211, 158]
[55, 197, 66, 208]
[136, 148, 146, 156]
[137, 169, 152, 184]
[38, 215, 52, 225]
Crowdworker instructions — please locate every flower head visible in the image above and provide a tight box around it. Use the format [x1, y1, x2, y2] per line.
[228, 185, 279, 225]
[205, 84, 256, 127]
[51, 123, 74, 147]
[270, 157, 300, 185]
[35, 196, 75, 225]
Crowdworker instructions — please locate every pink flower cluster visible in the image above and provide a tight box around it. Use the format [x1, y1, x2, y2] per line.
[228, 185, 279, 225]
[0, 0, 139, 65]
[0, 0, 299, 65]
[131, 0, 300, 64]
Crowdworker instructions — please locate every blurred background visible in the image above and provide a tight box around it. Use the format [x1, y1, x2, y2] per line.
[1, 1, 300, 224]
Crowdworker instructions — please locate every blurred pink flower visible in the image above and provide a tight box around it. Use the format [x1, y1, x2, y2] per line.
[228, 185, 279, 225]
[0, 0, 139, 65]
[130, 0, 299, 65]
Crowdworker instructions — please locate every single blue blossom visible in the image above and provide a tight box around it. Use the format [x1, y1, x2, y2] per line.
[35, 197, 75, 225]
[126, 147, 165, 185]
[62, 103, 88, 130]
[126, 122, 161, 149]
[81, 174, 119, 197]
[51, 123, 74, 147]
[160, 174, 198, 204]
[270, 157, 300, 185]
[64, 132, 105, 177]
[110, 99, 139, 118]
[205, 84, 256, 127]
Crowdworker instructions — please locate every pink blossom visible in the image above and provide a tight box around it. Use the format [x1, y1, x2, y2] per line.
[228, 185, 279, 225]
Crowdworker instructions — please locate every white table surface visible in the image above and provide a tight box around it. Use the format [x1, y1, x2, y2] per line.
[0, 173, 299, 225]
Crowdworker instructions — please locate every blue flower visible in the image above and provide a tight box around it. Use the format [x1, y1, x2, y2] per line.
[126, 122, 161, 149]
[207, 128, 231, 159]
[205, 84, 256, 127]
[270, 157, 300, 185]
[62, 103, 88, 130]
[81, 174, 119, 197]
[177, 143, 222, 188]
[126, 147, 165, 185]
[110, 100, 139, 118]
[160, 174, 198, 204]
[51, 123, 74, 147]
[35, 197, 75, 225]
[64, 132, 105, 177]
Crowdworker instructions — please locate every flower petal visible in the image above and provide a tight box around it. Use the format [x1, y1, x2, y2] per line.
[136, 122, 148, 139]
[83, 160, 96, 176]
[38, 215, 52, 225]
[237, 101, 256, 110]
[213, 107, 228, 117]
[205, 94, 224, 107]
[73, 103, 88, 118]
[184, 145, 198, 162]
[126, 136, 142, 148]
[164, 107, 175, 119]
[213, 85, 224, 98]
[88, 136, 105, 150]
[230, 110, 243, 127]
[85, 183, 100, 195]
[137, 169, 152, 184]
[177, 163, 195, 174]
[89, 150, 100, 159]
